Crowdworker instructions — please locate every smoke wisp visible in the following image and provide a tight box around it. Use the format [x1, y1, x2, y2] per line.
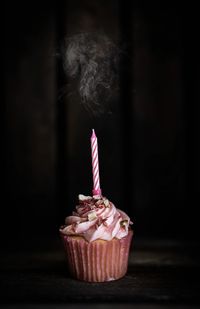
[61, 32, 120, 114]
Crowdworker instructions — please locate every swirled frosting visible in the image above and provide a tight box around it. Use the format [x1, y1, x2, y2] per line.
[60, 194, 133, 242]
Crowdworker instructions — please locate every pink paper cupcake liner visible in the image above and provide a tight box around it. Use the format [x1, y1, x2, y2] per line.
[61, 230, 133, 282]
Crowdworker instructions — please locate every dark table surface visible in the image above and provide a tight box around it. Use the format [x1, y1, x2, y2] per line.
[1, 237, 200, 308]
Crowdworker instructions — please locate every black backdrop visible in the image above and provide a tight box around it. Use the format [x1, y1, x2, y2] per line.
[4, 1, 200, 248]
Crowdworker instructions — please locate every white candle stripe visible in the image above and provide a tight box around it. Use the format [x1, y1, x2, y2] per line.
[92, 142, 97, 152]
[92, 154, 98, 165]
[94, 169, 99, 180]
[93, 160, 98, 173]
[94, 175, 99, 186]
[92, 147, 98, 157]
[92, 153, 98, 166]
[94, 177, 99, 188]
[94, 180, 99, 189]
[92, 138, 97, 146]
[93, 166, 99, 178]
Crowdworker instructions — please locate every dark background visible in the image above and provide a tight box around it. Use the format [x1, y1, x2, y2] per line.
[3, 0, 200, 306]
[4, 0, 200, 243]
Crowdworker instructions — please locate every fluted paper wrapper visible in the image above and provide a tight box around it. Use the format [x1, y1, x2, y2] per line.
[61, 230, 133, 282]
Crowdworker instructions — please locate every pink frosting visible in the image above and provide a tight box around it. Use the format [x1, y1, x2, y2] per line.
[60, 194, 133, 242]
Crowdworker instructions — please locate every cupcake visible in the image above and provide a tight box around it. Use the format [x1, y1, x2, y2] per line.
[60, 194, 133, 282]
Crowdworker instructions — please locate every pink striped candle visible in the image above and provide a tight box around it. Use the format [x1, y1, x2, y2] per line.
[91, 129, 102, 196]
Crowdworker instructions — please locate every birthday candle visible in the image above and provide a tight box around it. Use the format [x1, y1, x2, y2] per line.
[91, 129, 102, 196]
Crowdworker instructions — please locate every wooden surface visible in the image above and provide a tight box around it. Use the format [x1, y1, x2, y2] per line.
[1, 239, 200, 307]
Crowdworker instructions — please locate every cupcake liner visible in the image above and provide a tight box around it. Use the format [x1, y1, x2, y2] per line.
[61, 230, 133, 282]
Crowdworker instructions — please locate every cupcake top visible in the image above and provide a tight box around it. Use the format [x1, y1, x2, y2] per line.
[60, 194, 133, 242]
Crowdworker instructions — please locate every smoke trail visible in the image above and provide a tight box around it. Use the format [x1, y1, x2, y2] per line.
[61, 32, 120, 114]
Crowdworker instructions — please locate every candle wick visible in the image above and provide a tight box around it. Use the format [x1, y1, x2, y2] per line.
[92, 129, 96, 138]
